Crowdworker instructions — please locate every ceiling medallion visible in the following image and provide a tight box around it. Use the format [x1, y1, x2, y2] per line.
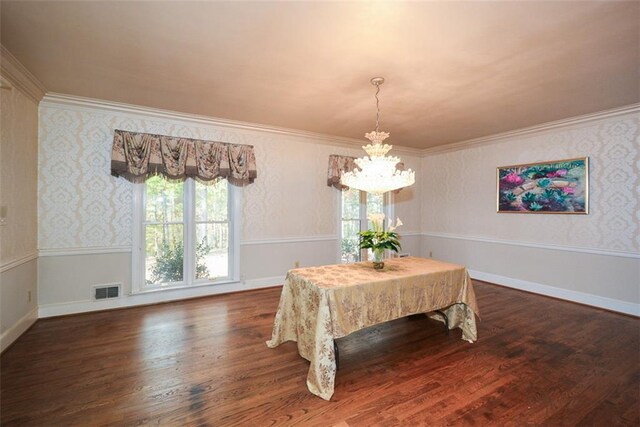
[341, 77, 415, 195]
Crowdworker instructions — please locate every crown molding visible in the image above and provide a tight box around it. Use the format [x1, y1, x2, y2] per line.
[0, 45, 46, 103]
[421, 103, 640, 156]
[41, 92, 423, 156]
[41, 91, 637, 158]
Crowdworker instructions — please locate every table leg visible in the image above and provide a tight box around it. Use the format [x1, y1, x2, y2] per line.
[435, 310, 450, 335]
[334, 340, 340, 370]
[408, 312, 449, 336]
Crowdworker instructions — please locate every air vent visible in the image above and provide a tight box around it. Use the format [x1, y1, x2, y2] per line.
[399, 253, 410, 258]
[93, 283, 121, 300]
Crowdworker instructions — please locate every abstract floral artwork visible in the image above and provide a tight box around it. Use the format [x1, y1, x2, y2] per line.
[497, 158, 589, 214]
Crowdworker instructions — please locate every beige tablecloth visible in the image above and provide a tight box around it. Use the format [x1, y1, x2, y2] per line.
[266, 256, 479, 400]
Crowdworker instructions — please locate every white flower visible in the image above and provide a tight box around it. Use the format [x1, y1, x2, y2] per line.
[388, 217, 403, 232]
[367, 213, 385, 232]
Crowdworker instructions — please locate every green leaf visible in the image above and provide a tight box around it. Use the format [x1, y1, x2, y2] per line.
[538, 178, 551, 188]
[358, 230, 401, 253]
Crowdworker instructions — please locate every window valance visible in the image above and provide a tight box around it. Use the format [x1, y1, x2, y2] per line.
[110, 129, 257, 186]
[327, 154, 357, 190]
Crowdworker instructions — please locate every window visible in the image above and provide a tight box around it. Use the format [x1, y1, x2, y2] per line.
[132, 176, 239, 292]
[339, 189, 392, 263]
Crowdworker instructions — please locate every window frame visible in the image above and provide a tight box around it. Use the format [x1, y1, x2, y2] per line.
[131, 178, 241, 294]
[337, 190, 394, 263]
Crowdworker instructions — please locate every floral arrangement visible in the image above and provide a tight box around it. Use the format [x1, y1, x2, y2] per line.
[359, 213, 402, 268]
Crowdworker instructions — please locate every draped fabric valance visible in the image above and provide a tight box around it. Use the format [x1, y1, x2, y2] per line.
[110, 129, 257, 186]
[327, 154, 357, 190]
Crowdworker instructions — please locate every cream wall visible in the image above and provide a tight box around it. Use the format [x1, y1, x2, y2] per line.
[421, 110, 640, 315]
[0, 47, 44, 351]
[37, 96, 638, 317]
[5, 45, 636, 332]
[37, 95, 423, 315]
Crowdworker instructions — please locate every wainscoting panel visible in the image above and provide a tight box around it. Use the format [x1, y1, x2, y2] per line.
[421, 234, 639, 315]
[1, 258, 38, 351]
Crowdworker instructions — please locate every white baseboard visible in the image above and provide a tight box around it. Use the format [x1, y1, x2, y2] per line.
[469, 269, 639, 317]
[1, 307, 38, 353]
[28, 267, 640, 323]
[39, 275, 285, 318]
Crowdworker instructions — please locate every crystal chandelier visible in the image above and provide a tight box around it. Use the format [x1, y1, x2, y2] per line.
[341, 77, 415, 195]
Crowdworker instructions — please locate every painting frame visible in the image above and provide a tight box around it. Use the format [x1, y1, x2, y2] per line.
[496, 157, 589, 214]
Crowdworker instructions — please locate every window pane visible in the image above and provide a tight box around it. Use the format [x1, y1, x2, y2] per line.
[342, 188, 360, 220]
[196, 223, 229, 279]
[145, 176, 184, 222]
[145, 224, 184, 284]
[195, 180, 228, 222]
[341, 219, 361, 263]
[366, 193, 384, 227]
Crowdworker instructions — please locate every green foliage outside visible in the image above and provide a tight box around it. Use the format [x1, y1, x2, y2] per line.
[340, 189, 386, 263]
[341, 237, 360, 263]
[147, 238, 212, 284]
[144, 175, 229, 284]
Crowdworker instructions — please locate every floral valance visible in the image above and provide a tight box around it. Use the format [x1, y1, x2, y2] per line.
[327, 154, 357, 190]
[110, 129, 257, 186]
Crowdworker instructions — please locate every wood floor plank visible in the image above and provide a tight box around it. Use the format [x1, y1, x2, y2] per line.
[1, 282, 638, 426]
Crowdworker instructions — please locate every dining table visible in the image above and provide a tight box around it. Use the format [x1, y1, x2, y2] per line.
[266, 256, 479, 400]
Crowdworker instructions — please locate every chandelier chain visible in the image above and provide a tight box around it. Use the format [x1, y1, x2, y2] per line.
[374, 83, 380, 132]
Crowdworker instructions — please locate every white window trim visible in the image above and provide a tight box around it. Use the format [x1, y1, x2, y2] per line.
[337, 190, 395, 263]
[131, 179, 241, 295]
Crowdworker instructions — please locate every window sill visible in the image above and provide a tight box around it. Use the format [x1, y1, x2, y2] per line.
[130, 278, 240, 296]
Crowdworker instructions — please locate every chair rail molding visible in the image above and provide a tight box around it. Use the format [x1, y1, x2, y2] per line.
[39, 246, 132, 257]
[422, 232, 640, 259]
[240, 235, 339, 246]
[0, 251, 38, 273]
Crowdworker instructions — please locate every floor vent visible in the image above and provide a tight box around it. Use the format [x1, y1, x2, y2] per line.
[93, 283, 121, 300]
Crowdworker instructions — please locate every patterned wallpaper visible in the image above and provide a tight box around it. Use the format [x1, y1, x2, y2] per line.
[38, 102, 423, 250]
[39, 108, 133, 248]
[0, 82, 38, 263]
[421, 113, 640, 254]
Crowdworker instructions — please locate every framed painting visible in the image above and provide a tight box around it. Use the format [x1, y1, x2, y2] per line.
[497, 157, 589, 214]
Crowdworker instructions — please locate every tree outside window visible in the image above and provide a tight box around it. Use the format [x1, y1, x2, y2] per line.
[141, 176, 231, 287]
[340, 189, 385, 263]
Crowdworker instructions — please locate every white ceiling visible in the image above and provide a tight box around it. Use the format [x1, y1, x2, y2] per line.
[1, 1, 638, 149]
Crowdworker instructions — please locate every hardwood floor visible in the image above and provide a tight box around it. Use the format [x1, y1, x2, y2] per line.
[1, 282, 638, 426]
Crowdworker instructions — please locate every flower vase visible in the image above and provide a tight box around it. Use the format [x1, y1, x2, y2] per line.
[372, 248, 384, 270]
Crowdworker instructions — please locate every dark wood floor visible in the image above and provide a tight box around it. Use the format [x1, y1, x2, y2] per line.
[1, 281, 638, 426]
